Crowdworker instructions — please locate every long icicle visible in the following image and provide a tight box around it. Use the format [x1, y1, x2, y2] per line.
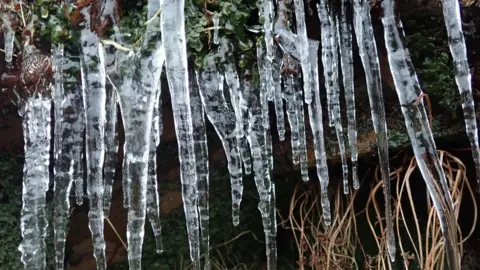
[336, 0, 359, 189]
[52, 45, 86, 270]
[259, 0, 276, 101]
[292, 0, 312, 104]
[440, 0, 480, 191]
[114, 0, 165, 267]
[161, 0, 201, 267]
[239, 72, 253, 175]
[102, 77, 118, 217]
[380, 0, 459, 268]
[293, 74, 309, 182]
[19, 94, 51, 270]
[146, 75, 164, 254]
[245, 75, 277, 270]
[190, 67, 210, 268]
[1, 11, 15, 63]
[218, 37, 252, 177]
[79, 7, 107, 269]
[256, 40, 274, 170]
[317, 0, 349, 194]
[307, 40, 331, 225]
[143, 0, 165, 257]
[272, 46, 286, 141]
[197, 52, 243, 226]
[283, 71, 300, 166]
[352, 0, 395, 260]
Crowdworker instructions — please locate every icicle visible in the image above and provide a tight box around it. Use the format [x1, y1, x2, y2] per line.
[213, 13, 220, 45]
[352, 0, 395, 260]
[197, 53, 243, 226]
[317, 0, 349, 194]
[273, 0, 300, 60]
[52, 45, 86, 270]
[239, 75, 253, 175]
[110, 0, 165, 267]
[161, 0, 201, 267]
[190, 67, 210, 268]
[245, 76, 277, 270]
[283, 74, 300, 165]
[146, 79, 163, 254]
[336, 0, 359, 189]
[293, 75, 309, 182]
[1, 12, 15, 63]
[380, 0, 459, 267]
[272, 46, 285, 141]
[256, 41, 272, 128]
[259, 0, 275, 101]
[79, 7, 107, 269]
[440, 0, 480, 191]
[218, 38, 252, 176]
[292, 0, 312, 104]
[102, 81, 118, 217]
[307, 40, 331, 225]
[18, 95, 51, 270]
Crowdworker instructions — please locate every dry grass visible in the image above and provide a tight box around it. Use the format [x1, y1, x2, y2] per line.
[278, 181, 358, 270]
[280, 149, 477, 269]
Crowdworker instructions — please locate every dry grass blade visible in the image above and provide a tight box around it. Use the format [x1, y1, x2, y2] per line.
[393, 150, 477, 270]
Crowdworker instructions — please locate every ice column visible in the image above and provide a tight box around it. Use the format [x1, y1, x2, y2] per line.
[197, 53, 243, 226]
[380, 0, 459, 267]
[79, 7, 107, 269]
[352, 0, 395, 260]
[440, 0, 480, 191]
[18, 95, 51, 270]
[307, 40, 331, 225]
[161, 0, 201, 267]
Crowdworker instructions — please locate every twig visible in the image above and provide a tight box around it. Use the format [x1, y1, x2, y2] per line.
[144, 7, 161, 25]
[105, 217, 127, 250]
[0, 48, 17, 58]
[100, 39, 133, 52]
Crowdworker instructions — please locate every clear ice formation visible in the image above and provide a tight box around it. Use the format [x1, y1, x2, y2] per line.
[256, 41, 272, 129]
[246, 77, 277, 270]
[380, 0, 460, 268]
[440, 0, 480, 191]
[218, 38, 253, 176]
[197, 52, 243, 226]
[259, 0, 276, 101]
[190, 67, 210, 268]
[14, 0, 479, 268]
[102, 78, 118, 217]
[272, 47, 285, 141]
[294, 75, 309, 182]
[352, 0, 396, 261]
[161, 0, 201, 268]
[52, 45, 86, 270]
[1, 11, 15, 63]
[79, 7, 108, 269]
[283, 74, 300, 165]
[102, 47, 118, 217]
[147, 80, 164, 254]
[213, 13, 220, 45]
[292, 0, 312, 104]
[307, 40, 331, 225]
[18, 95, 51, 270]
[317, 0, 349, 194]
[336, 0, 359, 189]
[107, 0, 165, 267]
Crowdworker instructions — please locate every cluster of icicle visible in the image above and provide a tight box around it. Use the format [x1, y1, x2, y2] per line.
[8, 0, 479, 269]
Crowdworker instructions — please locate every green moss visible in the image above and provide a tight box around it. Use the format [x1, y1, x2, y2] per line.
[0, 152, 23, 270]
[403, 18, 460, 117]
